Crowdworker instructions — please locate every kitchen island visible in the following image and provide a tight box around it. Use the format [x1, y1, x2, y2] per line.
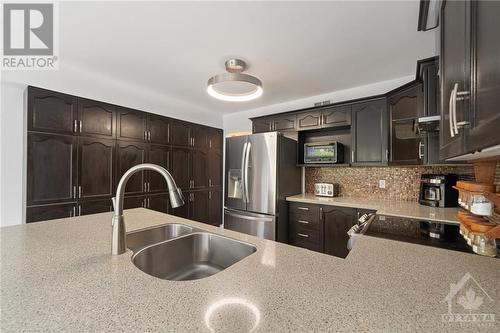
[1, 208, 498, 332]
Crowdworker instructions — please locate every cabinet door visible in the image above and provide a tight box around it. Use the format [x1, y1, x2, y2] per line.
[170, 120, 191, 146]
[147, 194, 169, 214]
[322, 105, 351, 128]
[27, 133, 77, 205]
[390, 120, 422, 165]
[272, 115, 296, 131]
[191, 191, 209, 223]
[297, 111, 321, 130]
[352, 99, 388, 165]
[208, 128, 223, 151]
[192, 150, 208, 188]
[439, 0, 470, 159]
[323, 206, 355, 258]
[147, 145, 170, 192]
[78, 137, 115, 200]
[116, 141, 147, 195]
[252, 118, 273, 133]
[148, 115, 170, 145]
[79, 199, 113, 215]
[77, 98, 116, 138]
[388, 84, 423, 120]
[191, 126, 208, 149]
[468, 1, 500, 152]
[208, 190, 222, 226]
[208, 151, 222, 187]
[28, 87, 77, 135]
[26, 203, 76, 223]
[171, 148, 191, 189]
[123, 195, 146, 209]
[117, 108, 147, 142]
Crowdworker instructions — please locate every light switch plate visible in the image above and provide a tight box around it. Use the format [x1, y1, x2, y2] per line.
[379, 179, 386, 189]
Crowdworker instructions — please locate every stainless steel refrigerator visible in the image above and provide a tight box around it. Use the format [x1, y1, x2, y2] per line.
[224, 132, 301, 242]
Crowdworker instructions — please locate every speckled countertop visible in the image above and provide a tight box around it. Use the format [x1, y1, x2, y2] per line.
[287, 193, 461, 224]
[1, 208, 499, 332]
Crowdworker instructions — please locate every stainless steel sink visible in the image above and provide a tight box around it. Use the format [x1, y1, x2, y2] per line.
[131, 232, 257, 281]
[126, 223, 194, 252]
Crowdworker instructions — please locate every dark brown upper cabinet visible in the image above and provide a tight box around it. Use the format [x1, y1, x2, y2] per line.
[28, 87, 77, 135]
[77, 98, 116, 139]
[147, 145, 170, 193]
[192, 150, 208, 188]
[321, 105, 351, 128]
[147, 115, 170, 145]
[27, 133, 77, 206]
[439, 0, 470, 159]
[297, 111, 322, 130]
[170, 120, 191, 146]
[252, 118, 273, 133]
[467, 0, 500, 153]
[117, 107, 148, 142]
[116, 141, 147, 195]
[78, 137, 115, 200]
[191, 126, 208, 150]
[208, 128, 223, 151]
[271, 115, 297, 132]
[208, 151, 223, 187]
[171, 147, 191, 189]
[351, 99, 388, 165]
[388, 83, 424, 165]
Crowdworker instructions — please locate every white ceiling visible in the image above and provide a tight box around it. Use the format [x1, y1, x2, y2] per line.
[60, 1, 436, 115]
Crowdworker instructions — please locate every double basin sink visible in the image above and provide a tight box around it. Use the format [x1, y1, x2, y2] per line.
[126, 224, 256, 281]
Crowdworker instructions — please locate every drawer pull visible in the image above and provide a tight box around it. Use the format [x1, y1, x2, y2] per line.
[297, 220, 309, 224]
[297, 233, 309, 238]
[297, 207, 309, 211]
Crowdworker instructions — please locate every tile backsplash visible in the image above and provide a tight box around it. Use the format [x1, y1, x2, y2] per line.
[305, 164, 500, 202]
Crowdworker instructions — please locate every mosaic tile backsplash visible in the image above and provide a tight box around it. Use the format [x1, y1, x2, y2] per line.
[305, 163, 500, 202]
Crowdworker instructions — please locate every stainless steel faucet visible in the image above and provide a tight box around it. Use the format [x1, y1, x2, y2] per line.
[111, 163, 185, 255]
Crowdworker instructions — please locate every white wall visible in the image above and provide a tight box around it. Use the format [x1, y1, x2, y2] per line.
[223, 75, 415, 135]
[0, 62, 223, 227]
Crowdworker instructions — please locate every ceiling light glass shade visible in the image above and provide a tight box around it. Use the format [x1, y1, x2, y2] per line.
[207, 59, 263, 102]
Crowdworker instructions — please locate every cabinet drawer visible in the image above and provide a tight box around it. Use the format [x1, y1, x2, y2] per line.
[290, 229, 322, 252]
[290, 216, 320, 231]
[289, 202, 320, 222]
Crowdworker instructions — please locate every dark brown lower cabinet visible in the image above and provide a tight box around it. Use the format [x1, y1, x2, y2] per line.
[208, 189, 222, 226]
[171, 189, 221, 226]
[79, 199, 113, 215]
[27, 203, 76, 223]
[323, 206, 356, 259]
[147, 193, 170, 214]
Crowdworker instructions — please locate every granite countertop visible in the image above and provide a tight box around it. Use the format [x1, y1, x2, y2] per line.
[1, 208, 499, 332]
[287, 193, 461, 225]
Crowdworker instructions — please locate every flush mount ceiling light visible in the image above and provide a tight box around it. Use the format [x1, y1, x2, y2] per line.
[207, 59, 263, 102]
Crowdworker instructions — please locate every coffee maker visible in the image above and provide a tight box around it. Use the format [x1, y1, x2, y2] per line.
[419, 174, 458, 207]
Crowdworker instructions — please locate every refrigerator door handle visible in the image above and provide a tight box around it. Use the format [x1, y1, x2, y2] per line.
[225, 210, 274, 222]
[243, 141, 251, 205]
[240, 142, 248, 203]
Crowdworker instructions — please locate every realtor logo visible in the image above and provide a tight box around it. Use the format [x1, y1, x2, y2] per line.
[442, 272, 495, 327]
[2, 2, 58, 69]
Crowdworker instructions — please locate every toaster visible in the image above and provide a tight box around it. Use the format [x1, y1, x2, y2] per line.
[314, 183, 339, 197]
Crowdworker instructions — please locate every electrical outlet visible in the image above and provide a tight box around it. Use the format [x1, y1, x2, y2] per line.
[379, 179, 386, 189]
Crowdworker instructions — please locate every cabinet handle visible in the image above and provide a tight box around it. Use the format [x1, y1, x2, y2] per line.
[320, 207, 323, 221]
[209, 179, 212, 187]
[418, 141, 425, 159]
[449, 86, 455, 138]
[147, 182, 150, 192]
[147, 197, 150, 208]
[72, 206, 76, 217]
[297, 220, 309, 224]
[209, 139, 212, 149]
[351, 150, 355, 162]
[79, 120, 82, 133]
[73, 186, 76, 199]
[73, 120, 78, 133]
[144, 182, 147, 192]
[78, 186, 81, 198]
[142, 198, 146, 207]
[148, 131, 151, 141]
[297, 233, 309, 238]
[167, 123, 170, 143]
[209, 191, 212, 200]
[78, 205, 81, 216]
[144, 131, 147, 140]
[297, 207, 309, 211]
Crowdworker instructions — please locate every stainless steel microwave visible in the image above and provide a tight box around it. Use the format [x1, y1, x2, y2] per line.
[304, 142, 344, 164]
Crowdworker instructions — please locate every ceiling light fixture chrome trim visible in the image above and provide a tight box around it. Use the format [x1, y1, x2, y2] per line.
[207, 59, 263, 102]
